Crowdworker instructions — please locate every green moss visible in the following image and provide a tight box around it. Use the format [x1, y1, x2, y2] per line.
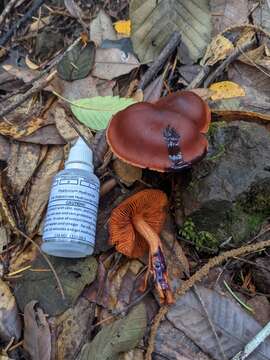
[208, 121, 227, 137]
[207, 144, 225, 161]
[179, 218, 218, 252]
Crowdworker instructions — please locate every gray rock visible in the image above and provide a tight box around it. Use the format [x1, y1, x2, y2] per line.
[181, 121, 270, 246]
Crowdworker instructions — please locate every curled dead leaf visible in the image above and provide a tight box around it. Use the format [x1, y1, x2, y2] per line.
[23, 301, 51, 360]
[201, 34, 234, 66]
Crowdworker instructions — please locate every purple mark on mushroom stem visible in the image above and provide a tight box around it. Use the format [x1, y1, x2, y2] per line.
[163, 125, 191, 171]
[152, 247, 169, 290]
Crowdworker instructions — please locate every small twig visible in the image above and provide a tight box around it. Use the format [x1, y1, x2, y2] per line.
[203, 38, 257, 88]
[0, 0, 46, 46]
[186, 66, 210, 90]
[0, 70, 57, 118]
[231, 320, 270, 360]
[145, 239, 270, 360]
[138, 32, 181, 90]
[16, 228, 65, 300]
[0, 0, 17, 29]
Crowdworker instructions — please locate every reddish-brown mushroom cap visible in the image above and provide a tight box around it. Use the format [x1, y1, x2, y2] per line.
[107, 91, 210, 172]
[109, 189, 168, 258]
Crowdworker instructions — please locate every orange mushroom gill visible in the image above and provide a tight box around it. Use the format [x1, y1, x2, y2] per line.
[109, 189, 174, 304]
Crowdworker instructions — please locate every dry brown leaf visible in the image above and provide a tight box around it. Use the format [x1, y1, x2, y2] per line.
[64, 0, 84, 21]
[29, 16, 51, 32]
[143, 76, 163, 102]
[90, 9, 117, 46]
[18, 125, 66, 145]
[201, 34, 234, 66]
[0, 221, 10, 254]
[0, 135, 10, 162]
[210, 0, 249, 36]
[53, 74, 115, 101]
[0, 279, 22, 341]
[54, 105, 90, 143]
[113, 159, 142, 186]
[6, 142, 41, 195]
[25, 55, 40, 70]
[25, 146, 64, 235]
[9, 241, 38, 273]
[3, 64, 39, 83]
[23, 301, 51, 360]
[92, 48, 140, 80]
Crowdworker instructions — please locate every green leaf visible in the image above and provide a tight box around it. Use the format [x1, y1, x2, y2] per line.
[130, 0, 212, 63]
[70, 96, 136, 130]
[78, 303, 147, 360]
[57, 42, 96, 81]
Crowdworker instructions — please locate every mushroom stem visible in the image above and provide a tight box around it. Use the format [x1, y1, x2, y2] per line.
[132, 216, 174, 304]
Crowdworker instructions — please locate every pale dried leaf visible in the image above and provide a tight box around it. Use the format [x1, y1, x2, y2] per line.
[209, 81, 245, 101]
[164, 286, 270, 359]
[210, 0, 249, 36]
[92, 48, 140, 80]
[143, 75, 163, 102]
[25, 55, 40, 70]
[23, 301, 51, 360]
[201, 34, 234, 66]
[130, 0, 211, 63]
[90, 9, 117, 46]
[119, 349, 144, 360]
[0, 279, 21, 341]
[0, 225, 10, 254]
[0, 135, 10, 162]
[6, 142, 41, 195]
[0, 117, 45, 139]
[25, 146, 64, 234]
[252, 1, 270, 33]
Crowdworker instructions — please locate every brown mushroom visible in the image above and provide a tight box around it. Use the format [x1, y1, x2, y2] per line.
[109, 189, 174, 304]
[106, 91, 210, 172]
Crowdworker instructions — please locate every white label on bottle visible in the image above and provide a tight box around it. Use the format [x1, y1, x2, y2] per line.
[43, 174, 99, 247]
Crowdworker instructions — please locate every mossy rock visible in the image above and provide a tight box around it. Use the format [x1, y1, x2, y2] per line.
[181, 121, 270, 247]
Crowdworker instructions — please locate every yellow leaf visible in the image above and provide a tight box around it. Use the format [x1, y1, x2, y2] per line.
[114, 20, 131, 36]
[201, 35, 234, 66]
[209, 81, 245, 101]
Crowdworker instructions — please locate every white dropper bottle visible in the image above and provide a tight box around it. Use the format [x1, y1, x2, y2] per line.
[42, 137, 100, 258]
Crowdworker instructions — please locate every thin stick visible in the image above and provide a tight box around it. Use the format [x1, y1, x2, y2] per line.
[0, 0, 46, 46]
[145, 238, 270, 360]
[16, 228, 65, 300]
[0, 0, 17, 28]
[138, 32, 181, 90]
[203, 38, 256, 88]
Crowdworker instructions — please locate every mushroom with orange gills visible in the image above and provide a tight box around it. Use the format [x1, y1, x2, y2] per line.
[109, 189, 174, 304]
[107, 91, 211, 304]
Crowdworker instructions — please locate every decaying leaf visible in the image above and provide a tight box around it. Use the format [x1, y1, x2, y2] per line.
[14, 254, 98, 316]
[0, 279, 22, 341]
[92, 48, 140, 80]
[54, 105, 92, 142]
[143, 75, 163, 102]
[114, 20, 131, 36]
[90, 9, 117, 46]
[252, 0, 270, 33]
[78, 303, 147, 360]
[130, 0, 211, 63]
[210, 0, 249, 36]
[64, 0, 84, 21]
[0, 117, 45, 139]
[70, 96, 136, 131]
[113, 159, 142, 186]
[209, 81, 245, 101]
[201, 34, 234, 66]
[6, 142, 41, 195]
[53, 74, 115, 101]
[3, 64, 38, 83]
[157, 285, 270, 359]
[57, 42, 95, 81]
[54, 298, 94, 360]
[29, 16, 51, 32]
[25, 146, 64, 235]
[18, 125, 66, 145]
[23, 301, 51, 360]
